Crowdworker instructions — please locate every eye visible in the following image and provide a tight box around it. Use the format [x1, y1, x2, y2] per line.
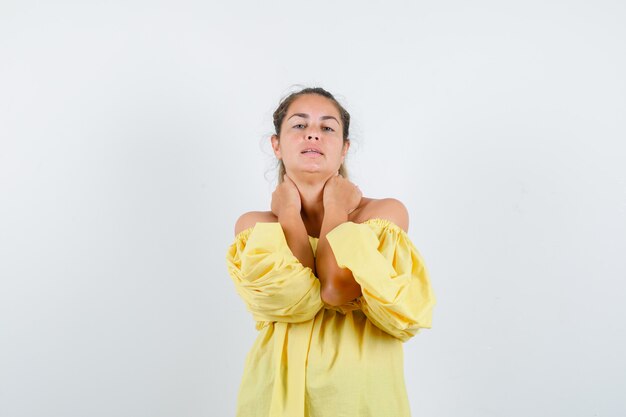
[322, 126, 334, 132]
[293, 124, 306, 129]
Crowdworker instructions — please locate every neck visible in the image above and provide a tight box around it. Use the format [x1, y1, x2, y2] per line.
[288, 172, 331, 229]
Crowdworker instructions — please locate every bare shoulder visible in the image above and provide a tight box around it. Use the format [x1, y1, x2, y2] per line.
[234, 211, 277, 236]
[357, 197, 409, 232]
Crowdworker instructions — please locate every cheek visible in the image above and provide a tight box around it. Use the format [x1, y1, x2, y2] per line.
[278, 142, 299, 159]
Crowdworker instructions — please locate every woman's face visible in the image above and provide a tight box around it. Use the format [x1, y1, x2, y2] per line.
[272, 94, 349, 179]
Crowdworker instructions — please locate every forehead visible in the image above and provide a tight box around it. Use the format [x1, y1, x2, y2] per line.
[286, 94, 341, 119]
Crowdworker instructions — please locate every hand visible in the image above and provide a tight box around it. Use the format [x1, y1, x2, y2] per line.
[322, 174, 362, 215]
[271, 174, 302, 218]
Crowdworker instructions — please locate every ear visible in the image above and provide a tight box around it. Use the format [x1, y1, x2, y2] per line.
[341, 139, 350, 160]
[271, 134, 281, 159]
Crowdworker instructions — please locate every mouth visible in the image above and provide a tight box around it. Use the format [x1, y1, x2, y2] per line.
[301, 149, 324, 155]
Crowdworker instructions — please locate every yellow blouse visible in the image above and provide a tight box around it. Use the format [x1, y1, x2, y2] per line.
[225, 218, 436, 417]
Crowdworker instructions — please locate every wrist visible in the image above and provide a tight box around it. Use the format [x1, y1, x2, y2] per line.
[323, 202, 351, 216]
[277, 205, 300, 217]
[321, 207, 348, 231]
[278, 209, 303, 224]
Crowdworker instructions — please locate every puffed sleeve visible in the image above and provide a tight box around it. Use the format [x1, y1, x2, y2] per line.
[226, 222, 324, 327]
[325, 218, 436, 342]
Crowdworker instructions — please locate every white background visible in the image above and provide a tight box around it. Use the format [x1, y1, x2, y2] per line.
[1, 1, 625, 416]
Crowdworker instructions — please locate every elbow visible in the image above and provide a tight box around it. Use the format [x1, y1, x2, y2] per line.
[320, 280, 362, 307]
[320, 286, 343, 307]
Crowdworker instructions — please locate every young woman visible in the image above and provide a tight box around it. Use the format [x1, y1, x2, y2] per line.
[226, 87, 436, 416]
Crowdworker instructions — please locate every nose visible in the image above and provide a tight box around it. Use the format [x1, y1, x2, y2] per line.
[305, 125, 321, 140]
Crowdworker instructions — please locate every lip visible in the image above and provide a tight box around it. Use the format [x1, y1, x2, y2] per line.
[300, 147, 324, 155]
[301, 151, 323, 158]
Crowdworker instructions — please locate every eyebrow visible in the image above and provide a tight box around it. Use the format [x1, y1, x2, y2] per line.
[287, 113, 340, 124]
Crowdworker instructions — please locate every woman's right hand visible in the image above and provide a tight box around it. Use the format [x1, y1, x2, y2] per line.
[271, 174, 302, 218]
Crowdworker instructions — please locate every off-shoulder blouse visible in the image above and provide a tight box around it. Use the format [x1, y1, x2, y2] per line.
[225, 218, 436, 417]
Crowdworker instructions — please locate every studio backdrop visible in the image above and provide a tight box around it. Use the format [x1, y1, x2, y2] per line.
[1, 1, 625, 416]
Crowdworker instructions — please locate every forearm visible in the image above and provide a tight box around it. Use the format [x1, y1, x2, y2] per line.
[279, 211, 316, 273]
[315, 205, 362, 305]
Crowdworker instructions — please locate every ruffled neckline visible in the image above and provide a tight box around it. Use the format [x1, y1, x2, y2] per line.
[234, 217, 405, 242]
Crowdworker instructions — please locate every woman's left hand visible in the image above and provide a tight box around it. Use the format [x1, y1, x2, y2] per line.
[322, 174, 362, 215]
